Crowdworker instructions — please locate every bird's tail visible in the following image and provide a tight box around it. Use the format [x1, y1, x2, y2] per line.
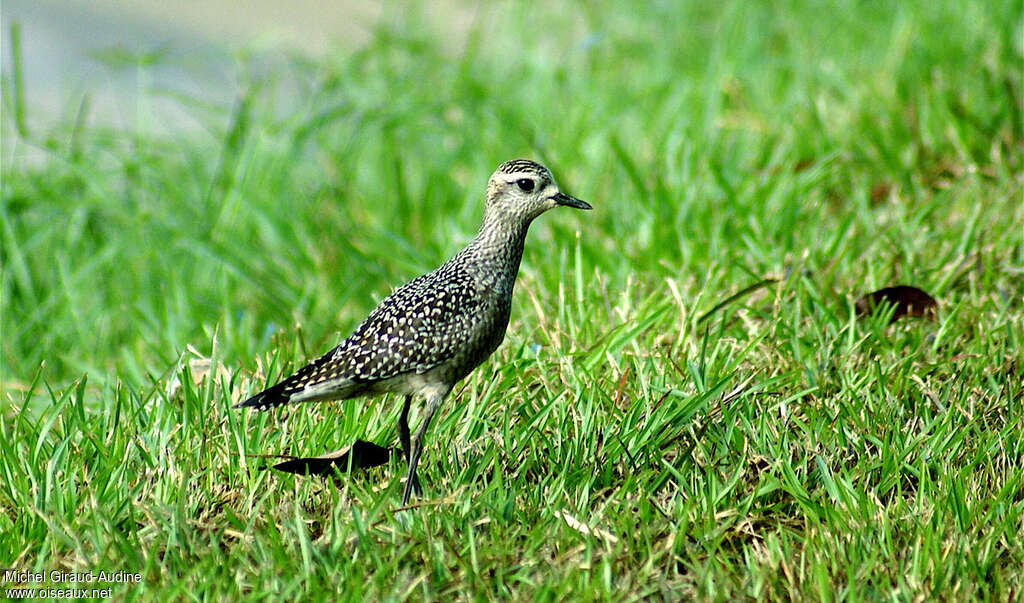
[235, 349, 348, 411]
[235, 379, 293, 411]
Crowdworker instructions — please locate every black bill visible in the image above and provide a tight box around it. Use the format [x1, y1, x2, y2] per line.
[551, 191, 593, 210]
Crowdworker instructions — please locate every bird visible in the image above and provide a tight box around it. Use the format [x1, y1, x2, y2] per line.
[236, 158, 592, 505]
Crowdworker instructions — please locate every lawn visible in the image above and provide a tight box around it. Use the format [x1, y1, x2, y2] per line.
[2, 0, 1022, 599]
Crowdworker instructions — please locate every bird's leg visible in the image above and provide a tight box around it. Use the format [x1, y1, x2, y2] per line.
[397, 395, 421, 496]
[401, 394, 445, 506]
[398, 395, 412, 461]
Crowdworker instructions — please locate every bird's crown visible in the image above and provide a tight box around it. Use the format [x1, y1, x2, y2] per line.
[495, 159, 552, 179]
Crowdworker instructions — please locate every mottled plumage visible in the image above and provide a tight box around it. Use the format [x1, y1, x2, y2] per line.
[237, 159, 591, 504]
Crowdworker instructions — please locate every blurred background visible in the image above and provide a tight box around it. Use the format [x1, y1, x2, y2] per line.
[1, 0, 1020, 389]
[1, 0, 471, 132]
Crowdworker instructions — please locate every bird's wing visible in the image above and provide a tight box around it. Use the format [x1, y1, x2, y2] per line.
[331, 264, 486, 381]
[237, 263, 487, 410]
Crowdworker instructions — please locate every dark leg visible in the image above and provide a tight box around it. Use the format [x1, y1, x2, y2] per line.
[398, 395, 421, 497]
[402, 394, 445, 505]
[398, 395, 412, 462]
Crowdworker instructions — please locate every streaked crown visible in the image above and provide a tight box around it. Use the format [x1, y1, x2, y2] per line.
[495, 159, 552, 179]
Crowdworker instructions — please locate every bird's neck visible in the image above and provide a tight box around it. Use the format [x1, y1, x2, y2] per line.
[462, 210, 533, 290]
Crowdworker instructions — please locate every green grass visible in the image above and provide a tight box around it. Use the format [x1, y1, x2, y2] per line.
[2, 0, 1023, 598]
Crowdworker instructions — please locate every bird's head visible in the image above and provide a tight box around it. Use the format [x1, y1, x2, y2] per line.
[484, 159, 591, 223]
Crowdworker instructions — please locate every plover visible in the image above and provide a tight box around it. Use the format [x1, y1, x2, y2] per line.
[237, 159, 591, 504]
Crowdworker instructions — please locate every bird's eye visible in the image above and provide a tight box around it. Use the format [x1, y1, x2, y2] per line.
[516, 178, 535, 192]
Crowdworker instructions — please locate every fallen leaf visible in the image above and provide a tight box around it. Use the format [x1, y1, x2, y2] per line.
[793, 158, 815, 173]
[870, 182, 893, 205]
[555, 510, 619, 544]
[855, 285, 937, 323]
[164, 351, 227, 399]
